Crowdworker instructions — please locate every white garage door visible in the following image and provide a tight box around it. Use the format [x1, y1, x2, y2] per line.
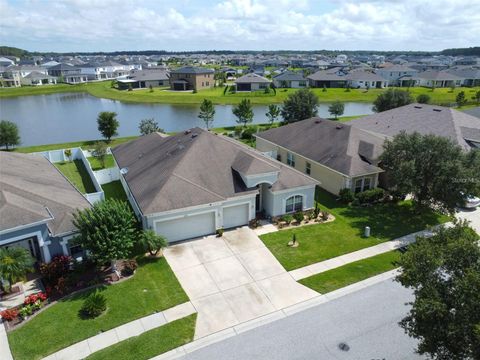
[223, 203, 249, 229]
[155, 212, 216, 242]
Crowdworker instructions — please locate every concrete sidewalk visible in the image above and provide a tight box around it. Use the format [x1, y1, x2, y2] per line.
[0, 321, 13, 360]
[289, 226, 444, 281]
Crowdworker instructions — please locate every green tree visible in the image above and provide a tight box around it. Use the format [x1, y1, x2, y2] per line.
[232, 98, 254, 127]
[416, 94, 431, 104]
[73, 199, 137, 270]
[0, 247, 33, 292]
[92, 141, 107, 168]
[0, 120, 20, 150]
[139, 230, 168, 256]
[474, 90, 480, 104]
[328, 101, 345, 120]
[281, 88, 319, 123]
[139, 118, 161, 136]
[396, 221, 480, 360]
[373, 88, 413, 112]
[456, 91, 467, 107]
[265, 104, 280, 127]
[97, 111, 119, 142]
[64, 149, 72, 162]
[198, 99, 216, 130]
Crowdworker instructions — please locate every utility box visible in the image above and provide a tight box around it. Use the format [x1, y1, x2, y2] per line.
[364, 226, 371, 238]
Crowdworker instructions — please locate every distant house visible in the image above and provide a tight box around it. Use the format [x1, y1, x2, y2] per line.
[345, 71, 387, 89]
[20, 71, 58, 86]
[0, 57, 15, 67]
[234, 73, 271, 91]
[117, 69, 169, 90]
[447, 68, 480, 87]
[272, 71, 307, 88]
[79, 61, 128, 81]
[375, 65, 419, 86]
[48, 63, 88, 84]
[169, 66, 214, 91]
[416, 70, 463, 88]
[307, 67, 347, 88]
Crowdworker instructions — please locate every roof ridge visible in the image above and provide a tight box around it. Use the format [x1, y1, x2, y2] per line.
[171, 173, 225, 200]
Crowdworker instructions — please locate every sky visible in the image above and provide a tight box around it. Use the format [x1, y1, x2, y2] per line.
[0, 0, 479, 53]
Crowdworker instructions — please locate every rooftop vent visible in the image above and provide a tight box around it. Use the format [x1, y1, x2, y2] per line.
[338, 342, 350, 352]
[184, 129, 192, 135]
[120, 167, 129, 175]
[336, 124, 343, 130]
[414, 106, 422, 109]
[433, 108, 442, 112]
[315, 119, 321, 124]
[191, 133, 198, 138]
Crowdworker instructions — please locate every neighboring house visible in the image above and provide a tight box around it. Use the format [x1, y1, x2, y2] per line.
[117, 69, 169, 90]
[416, 70, 463, 88]
[48, 63, 88, 84]
[0, 152, 91, 263]
[41, 60, 60, 68]
[0, 71, 21, 87]
[112, 129, 317, 242]
[307, 67, 348, 88]
[375, 65, 419, 86]
[5, 65, 47, 78]
[79, 61, 128, 80]
[169, 66, 214, 91]
[234, 73, 271, 91]
[345, 70, 387, 89]
[272, 71, 307, 88]
[255, 118, 385, 195]
[447, 68, 480, 87]
[0, 56, 15, 67]
[20, 71, 58, 86]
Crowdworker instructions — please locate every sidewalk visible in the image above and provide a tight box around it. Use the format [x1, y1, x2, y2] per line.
[289, 225, 445, 281]
[0, 321, 13, 360]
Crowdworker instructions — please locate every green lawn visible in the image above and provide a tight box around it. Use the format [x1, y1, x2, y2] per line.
[1, 80, 478, 106]
[260, 189, 449, 271]
[299, 250, 401, 293]
[8, 257, 189, 360]
[15, 136, 137, 153]
[54, 159, 96, 193]
[101, 180, 128, 202]
[86, 314, 196, 360]
[87, 154, 115, 170]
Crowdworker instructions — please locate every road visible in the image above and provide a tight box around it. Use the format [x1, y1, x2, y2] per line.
[457, 207, 480, 234]
[181, 279, 425, 360]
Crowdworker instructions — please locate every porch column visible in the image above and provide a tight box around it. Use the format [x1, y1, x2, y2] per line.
[42, 241, 52, 262]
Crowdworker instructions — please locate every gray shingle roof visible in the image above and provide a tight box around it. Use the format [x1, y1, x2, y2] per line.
[0, 152, 91, 235]
[170, 66, 214, 74]
[273, 71, 306, 81]
[417, 70, 463, 80]
[235, 73, 271, 84]
[112, 129, 317, 215]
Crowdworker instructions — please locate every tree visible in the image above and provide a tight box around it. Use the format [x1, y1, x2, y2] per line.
[373, 88, 413, 112]
[198, 99, 216, 130]
[456, 91, 467, 107]
[328, 101, 345, 120]
[139, 118, 161, 136]
[396, 221, 480, 360]
[64, 149, 72, 162]
[416, 94, 431, 104]
[0, 247, 33, 292]
[139, 230, 168, 256]
[97, 111, 119, 142]
[73, 199, 137, 270]
[281, 88, 319, 123]
[474, 90, 480, 104]
[379, 132, 477, 213]
[0, 120, 20, 150]
[265, 104, 280, 127]
[232, 98, 254, 127]
[92, 141, 107, 168]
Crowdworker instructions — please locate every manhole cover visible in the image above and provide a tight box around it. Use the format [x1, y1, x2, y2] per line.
[338, 342, 350, 351]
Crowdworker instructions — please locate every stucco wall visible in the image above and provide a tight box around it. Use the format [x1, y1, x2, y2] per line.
[263, 186, 316, 217]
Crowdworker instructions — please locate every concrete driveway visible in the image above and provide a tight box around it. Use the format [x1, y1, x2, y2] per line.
[457, 207, 480, 234]
[163, 227, 318, 339]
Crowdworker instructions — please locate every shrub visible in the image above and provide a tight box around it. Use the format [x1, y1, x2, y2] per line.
[19, 305, 33, 319]
[192, 89, 197, 94]
[249, 218, 260, 228]
[293, 211, 304, 223]
[216, 228, 224, 237]
[241, 125, 258, 140]
[0, 308, 18, 321]
[39, 255, 72, 286]
[320, 211, 330, 221]
[80, 292, 107, 318]
[282, 214, 294, 224]
[339, 188, 355, 203]
[356, 188, 385, 204]
[120, 260, 137, 277]
[24, 292, 47, 305]
[234, 126, 243, 137]
[416, 94, 431, 104]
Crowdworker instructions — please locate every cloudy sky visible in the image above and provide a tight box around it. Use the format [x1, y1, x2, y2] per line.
[1, 0, 479, 52]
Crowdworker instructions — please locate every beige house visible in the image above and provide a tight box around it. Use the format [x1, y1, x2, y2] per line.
[169, 66, 215, 91]
[255, 118, 385, 195]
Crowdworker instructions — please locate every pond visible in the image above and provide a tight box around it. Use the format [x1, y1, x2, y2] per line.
[0, 93, 374, 146]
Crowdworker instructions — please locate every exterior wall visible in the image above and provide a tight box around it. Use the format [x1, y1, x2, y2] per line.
[240, 172, 278, 188]
[351, 174, 379, 193]
[418, 78, 462, 88]
[273, 79, 307, 88]
[375, 69, 418, 82]
[349, 80, 387, 89]
[263, 186, 316, 217]
[169, 72, 214, 90]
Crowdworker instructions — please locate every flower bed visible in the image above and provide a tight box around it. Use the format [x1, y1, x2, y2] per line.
[273, 210, 335, 230]
[0, 291, 49, 328]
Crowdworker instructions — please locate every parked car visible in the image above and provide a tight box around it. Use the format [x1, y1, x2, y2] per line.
[461, 193, 480, 209]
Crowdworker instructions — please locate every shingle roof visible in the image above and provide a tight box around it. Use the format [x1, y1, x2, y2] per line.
[0, 152, 91, 235]
[273, 71, 306, 81]
[417, 70, 463, 80]
[170, 66, 214, 74]
[348, 104, 480, 151]
[127, 70, 169, 81]
[256, 118, 385, 177]
[235, 73, 271, 84]
[307, 69, 346, 81]
[112, 129, 317, 215]
[345, 71, 385, 82]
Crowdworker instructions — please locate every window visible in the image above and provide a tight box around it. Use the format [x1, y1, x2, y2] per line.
[286, 195, 303, 213]
[202, 82, 204, 86]
[305, 162, 311, 175]
[354, 179, 363, 193]
[69, 244, 83, 259]
[363, 178, 371, 190]
[206, 81, 209, 86]
[299, 81, 306, 87]
[277, 154, 282, 162]
[287, 152, 295, 167]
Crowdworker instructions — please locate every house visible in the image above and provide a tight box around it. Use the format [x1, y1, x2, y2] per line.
[47, 63, 88, 84]
[345, 70, 387, 89]
[307, 67, 348, 88]
[111, 129, 317, 242]
[447, 68, 480, 87]
[79, 61, 128, 81]
[416, 70, 463, 88]
[255, 118, 385, 195]
[0, 152, 91, 263]
[117, 69, 169, 90]
[0, 57, 15, 67]
[375, 65, 419, 86]
[169, 66, 214, 91]
[272, 71, 307, 88]
[20, 71, 58, 86]
[234, 73, 271, 91]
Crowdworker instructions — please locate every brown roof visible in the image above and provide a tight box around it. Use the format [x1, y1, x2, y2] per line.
[0, 152, 91, 235]
[256, 118, 385, 177]
[112, 129, 317, 215]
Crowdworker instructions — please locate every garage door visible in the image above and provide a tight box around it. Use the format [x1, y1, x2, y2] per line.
[155, 212, 216, 242]
[223, 203, 249, 229]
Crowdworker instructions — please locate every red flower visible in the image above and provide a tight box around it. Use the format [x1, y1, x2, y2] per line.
[0, 308, 18, 321]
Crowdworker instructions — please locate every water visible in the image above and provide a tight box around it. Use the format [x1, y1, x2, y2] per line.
[0, 93, 374, 147]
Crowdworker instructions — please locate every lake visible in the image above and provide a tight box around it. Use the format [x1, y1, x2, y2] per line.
[0, 93, 374, 146]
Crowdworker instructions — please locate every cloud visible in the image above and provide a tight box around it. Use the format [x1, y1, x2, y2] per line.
[0, 0, 479, 51]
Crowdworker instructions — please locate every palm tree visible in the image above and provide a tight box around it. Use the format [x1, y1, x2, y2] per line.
[139, 230, 168, 256]
[0, 247, 34, 293]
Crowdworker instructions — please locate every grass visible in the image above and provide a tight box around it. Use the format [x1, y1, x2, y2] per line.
[260, 189, 450, 271]
[299, 250, 401, 293]
[101, 180, 128, 202]
[8, 257, 189, 360]
[87, 154, 115, 170]
[15, 136, 137, 153]
[86, 314, 197, 360]
[54, 159, 96, 193]
[1, 80, 478, 106]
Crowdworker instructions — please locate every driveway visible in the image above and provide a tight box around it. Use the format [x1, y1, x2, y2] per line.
[457, 207, 480, 234]
[163, 227, 318, 339]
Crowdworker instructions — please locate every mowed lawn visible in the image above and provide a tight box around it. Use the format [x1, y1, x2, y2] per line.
[101, 180, 128, 202]
[8, 257, 189, 360]
[54, 159, 96, 193]
[299, 250, 401, 293]
[86, 314, 197, 360]
[260, 189, 449, 271]
[87, 154, 115, 170]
